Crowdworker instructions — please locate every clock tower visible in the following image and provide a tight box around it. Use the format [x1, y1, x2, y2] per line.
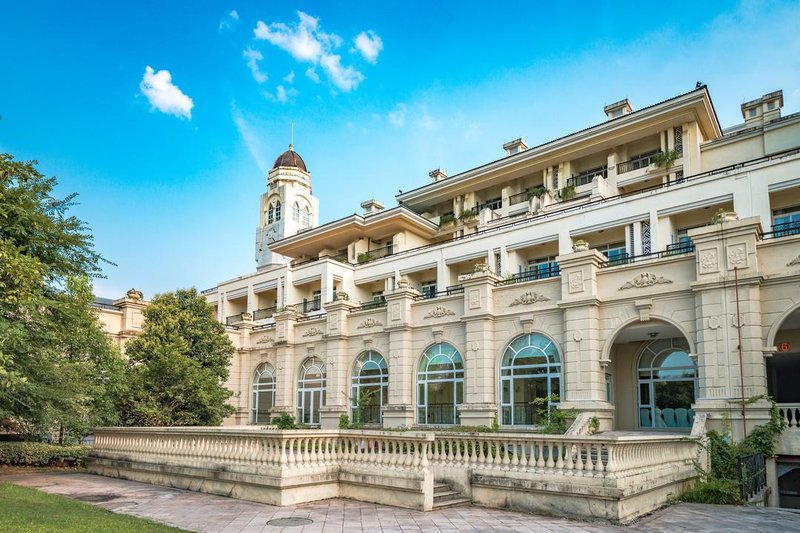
[255, 144, 320, 268]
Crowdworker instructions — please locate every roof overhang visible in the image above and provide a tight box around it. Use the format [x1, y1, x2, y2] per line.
[396, 87, 722, 211]
[270, 206, 441, 258]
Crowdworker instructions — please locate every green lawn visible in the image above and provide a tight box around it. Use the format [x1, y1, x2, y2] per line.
[0, 483, 188, 532]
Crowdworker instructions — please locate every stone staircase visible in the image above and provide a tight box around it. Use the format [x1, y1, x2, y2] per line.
[432, 481, 470, 509]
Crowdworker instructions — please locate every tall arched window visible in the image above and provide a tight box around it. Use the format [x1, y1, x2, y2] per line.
[293, 201, 300, 223]
[297, 357, 326, 426]
[268, 204, 274, 224]
[275, 201, 281, 221]
[302, 205, 311, 227]
[351, 351, 388, 424]
[417, 343, 464, 425]
[251, 363, 275, 424]
[500, 333, 561, 426]
[637, 338, 696, 429]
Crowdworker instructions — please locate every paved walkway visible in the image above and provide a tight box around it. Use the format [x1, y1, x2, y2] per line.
[4, 472, 800, 532]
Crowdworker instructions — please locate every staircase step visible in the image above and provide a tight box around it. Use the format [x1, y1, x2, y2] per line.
[432, 497, 471, 509]
[433, 483, 451, 493]
[433, 490, 462, 502]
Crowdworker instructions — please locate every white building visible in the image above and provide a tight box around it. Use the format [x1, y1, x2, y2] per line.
[203, 85, 800, 505]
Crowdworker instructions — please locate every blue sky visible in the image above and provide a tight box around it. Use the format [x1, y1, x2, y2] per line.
[1, 1, 799, 299]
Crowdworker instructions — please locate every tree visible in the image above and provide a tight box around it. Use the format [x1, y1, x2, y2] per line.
[121, 289, 236, 426]
[0, 154, 124, 439]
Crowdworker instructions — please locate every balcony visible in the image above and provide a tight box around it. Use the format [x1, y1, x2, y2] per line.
[349, 297, 387, 312]
[357, 244, 394, 264]
[253, 306, 276, 320]
[225, 313, 245, 326]
[617, 151, 660, 174]
[567, 166, 607, 188]
[599, 243, 695, 268]
[762, 220, 800, 240]
[495, 265, 560, 286]
[415, 285, 464, 300]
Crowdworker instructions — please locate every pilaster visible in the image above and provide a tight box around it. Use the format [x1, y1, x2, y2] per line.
[382, 285, 420, 427]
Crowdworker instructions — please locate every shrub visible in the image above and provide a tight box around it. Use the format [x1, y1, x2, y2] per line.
[557, 185, 576, 201]
[459, 208, 477, 221]
[271, 412, 297, 430]
[527, 185, 548, 198]
[338, 414, 350, 429]
[439, 213, 455, 225]
[0, 442, 91, 466]
[679, 478, 741, 505]
[356, 252, 374, 264]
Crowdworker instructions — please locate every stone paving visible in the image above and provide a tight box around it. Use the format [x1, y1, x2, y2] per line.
[4, 472, 800, 532]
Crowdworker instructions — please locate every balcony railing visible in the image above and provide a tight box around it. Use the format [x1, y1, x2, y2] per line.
[253, 306, 276, 320]
[599, 243, 695, 268]
[617, 150, 660, 174]
[473, 198, 503, 212]
[495, 265, 560, 286]
[357, 245, 394, 264]
[225, 313, 245, 325]
[349, 297, 387, 313]
[738, 452, 767, 501]
[567, 167, 607, 188]
[762, 221, 800, 240]
[779, 403, 800, 429]
[416, 285, 464, 300]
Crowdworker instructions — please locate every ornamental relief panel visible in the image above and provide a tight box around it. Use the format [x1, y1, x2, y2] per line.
[789, 255, 800, 266]
[424, 306, 456, 319]
[301, 327, 324, 338]
[509, 291, 551, 306]
[357, 318, 384, 329]
[726, 243, 747, 269]
[618, 272, 673, 290]
[699, 248, 719, 273]
[568, 271, 584, 294]
[255, 336, 275, 345]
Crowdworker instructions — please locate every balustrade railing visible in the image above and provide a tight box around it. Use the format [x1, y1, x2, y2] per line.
[226, 313, 245, 325]
[616, 151, 660, 174]
[779, 403, 800, 429]
[253, 306, 276, 320]
[738, 452, 767, 501]
[567, 167, 607, 188]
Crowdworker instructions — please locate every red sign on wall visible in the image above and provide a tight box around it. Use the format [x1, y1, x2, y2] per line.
[777, 342, 791, 352]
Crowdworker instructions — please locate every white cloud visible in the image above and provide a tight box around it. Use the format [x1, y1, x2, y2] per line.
[283, 70, 295, 83]
[388, 103, 407, 127]
[243, 48, 267, 83]
[139, 66, 194, 120]
[253, 10, 368, 92]
[320, 54, 364, 92]
[219, 10, 239, 31]
[263, 85, 298, 104]
[305, 67, 320, 83]
[353, 31, 383, 63]
[232, 104, 268, 173]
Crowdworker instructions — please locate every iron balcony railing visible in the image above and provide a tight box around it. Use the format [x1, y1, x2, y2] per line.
[349, 297, 387, 313]
[599, 243, 695, 268]
[761, 220, 800, 240]
[473, 198, 503, 212]
[253, 306, 276, 320]
[225, 313, 245, 325]
[495, 265, 560, 286]
[356, 245, 393, 264]
[507, 188, 547, 205]
[617, 150, 661, 174]
[567, 167, 607, 187]
[415, 285, 464, 300]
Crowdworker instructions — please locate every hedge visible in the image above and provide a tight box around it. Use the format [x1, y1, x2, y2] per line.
[0, 442, 91, 466]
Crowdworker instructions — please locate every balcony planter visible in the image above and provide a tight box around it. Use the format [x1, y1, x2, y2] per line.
[557, 185, 576, 201]
[711, 209, 739, 224]
[459, 208, 477, 223]
[357, 251, 374, 264]
[334, 291, 350, 301]
[439, 213, 456, 227]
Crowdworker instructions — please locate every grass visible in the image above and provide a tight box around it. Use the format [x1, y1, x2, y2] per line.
[0, 482, 188, 532]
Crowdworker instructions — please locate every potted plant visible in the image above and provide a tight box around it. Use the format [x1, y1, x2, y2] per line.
[528, 185, 549, 199]
[357, 251, 374, 264]
[439, 213, 456, 226]
[558, 185, 576, 201]
[459, 208, 477, 222]
[652, 149, 680, 170]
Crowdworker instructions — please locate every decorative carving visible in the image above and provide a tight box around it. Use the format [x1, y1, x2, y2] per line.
[520, 318, 534, 334]
[699, 248, 718, 273]
[573, 331, 583, 342]
[619, 272, 673, 290]
[572, 240, 589, 252]
[469, 289, 481, 309]
[328, 314, 338, 331]
[788, 255, 800, 266]
[424, 306, 456, 319]
[126, 288, 143, 300]
[302, 327, 324, 337]
[708, 316, 721, 329]
[357, 318, 384, 329]
[635, 299, 653, 321]
[390, 302, 401, 321]
[509, 291, 551, 306]
[255, 336, 274, 345]
[568, 271, 583, 294]
[727, 243, 747, 269]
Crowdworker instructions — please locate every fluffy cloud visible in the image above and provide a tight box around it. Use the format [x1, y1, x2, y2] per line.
[253, 11, 373, 92]
[243, 48, 267, 83]
[353, 31, 383, 63]
[219, 10, 239, 31]
[283, 70, 295, 83]
[388, 103, 407, 127]
[139, 66, 194, 120]
[263, 85, 298, 104]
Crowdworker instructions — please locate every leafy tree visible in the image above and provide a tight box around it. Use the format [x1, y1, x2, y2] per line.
[121, 289, 235, 426]
[0, 154, 123, 439]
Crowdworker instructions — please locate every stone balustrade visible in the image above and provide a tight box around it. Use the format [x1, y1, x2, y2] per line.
[89, 427, 699, 522]
[779, 403, 800, 429]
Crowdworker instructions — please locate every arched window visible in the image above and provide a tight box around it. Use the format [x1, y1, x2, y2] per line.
[267, 204, 274, 224]
[417, 343, 464, 425]
[297, 356, 326, 426]
[293, 201, 300, 223]
[302, 205, 311, 227]
[251, 363, 275, 424]
[637, 338, 696, 429]
[275, 201, 281, 221]
[351, 351, 388, 424]
[500, 333, 561, 426]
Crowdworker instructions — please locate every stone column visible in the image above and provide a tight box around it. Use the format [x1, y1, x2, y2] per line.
[556, 244, 614, 429]
[319, 298, 356, 429]
[230, 314, 256, 424]
[689, 215, 771, 440]
[382, 284, 420, 427]
[459, 269, 501, 426]
[271, 307, 298, 420]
